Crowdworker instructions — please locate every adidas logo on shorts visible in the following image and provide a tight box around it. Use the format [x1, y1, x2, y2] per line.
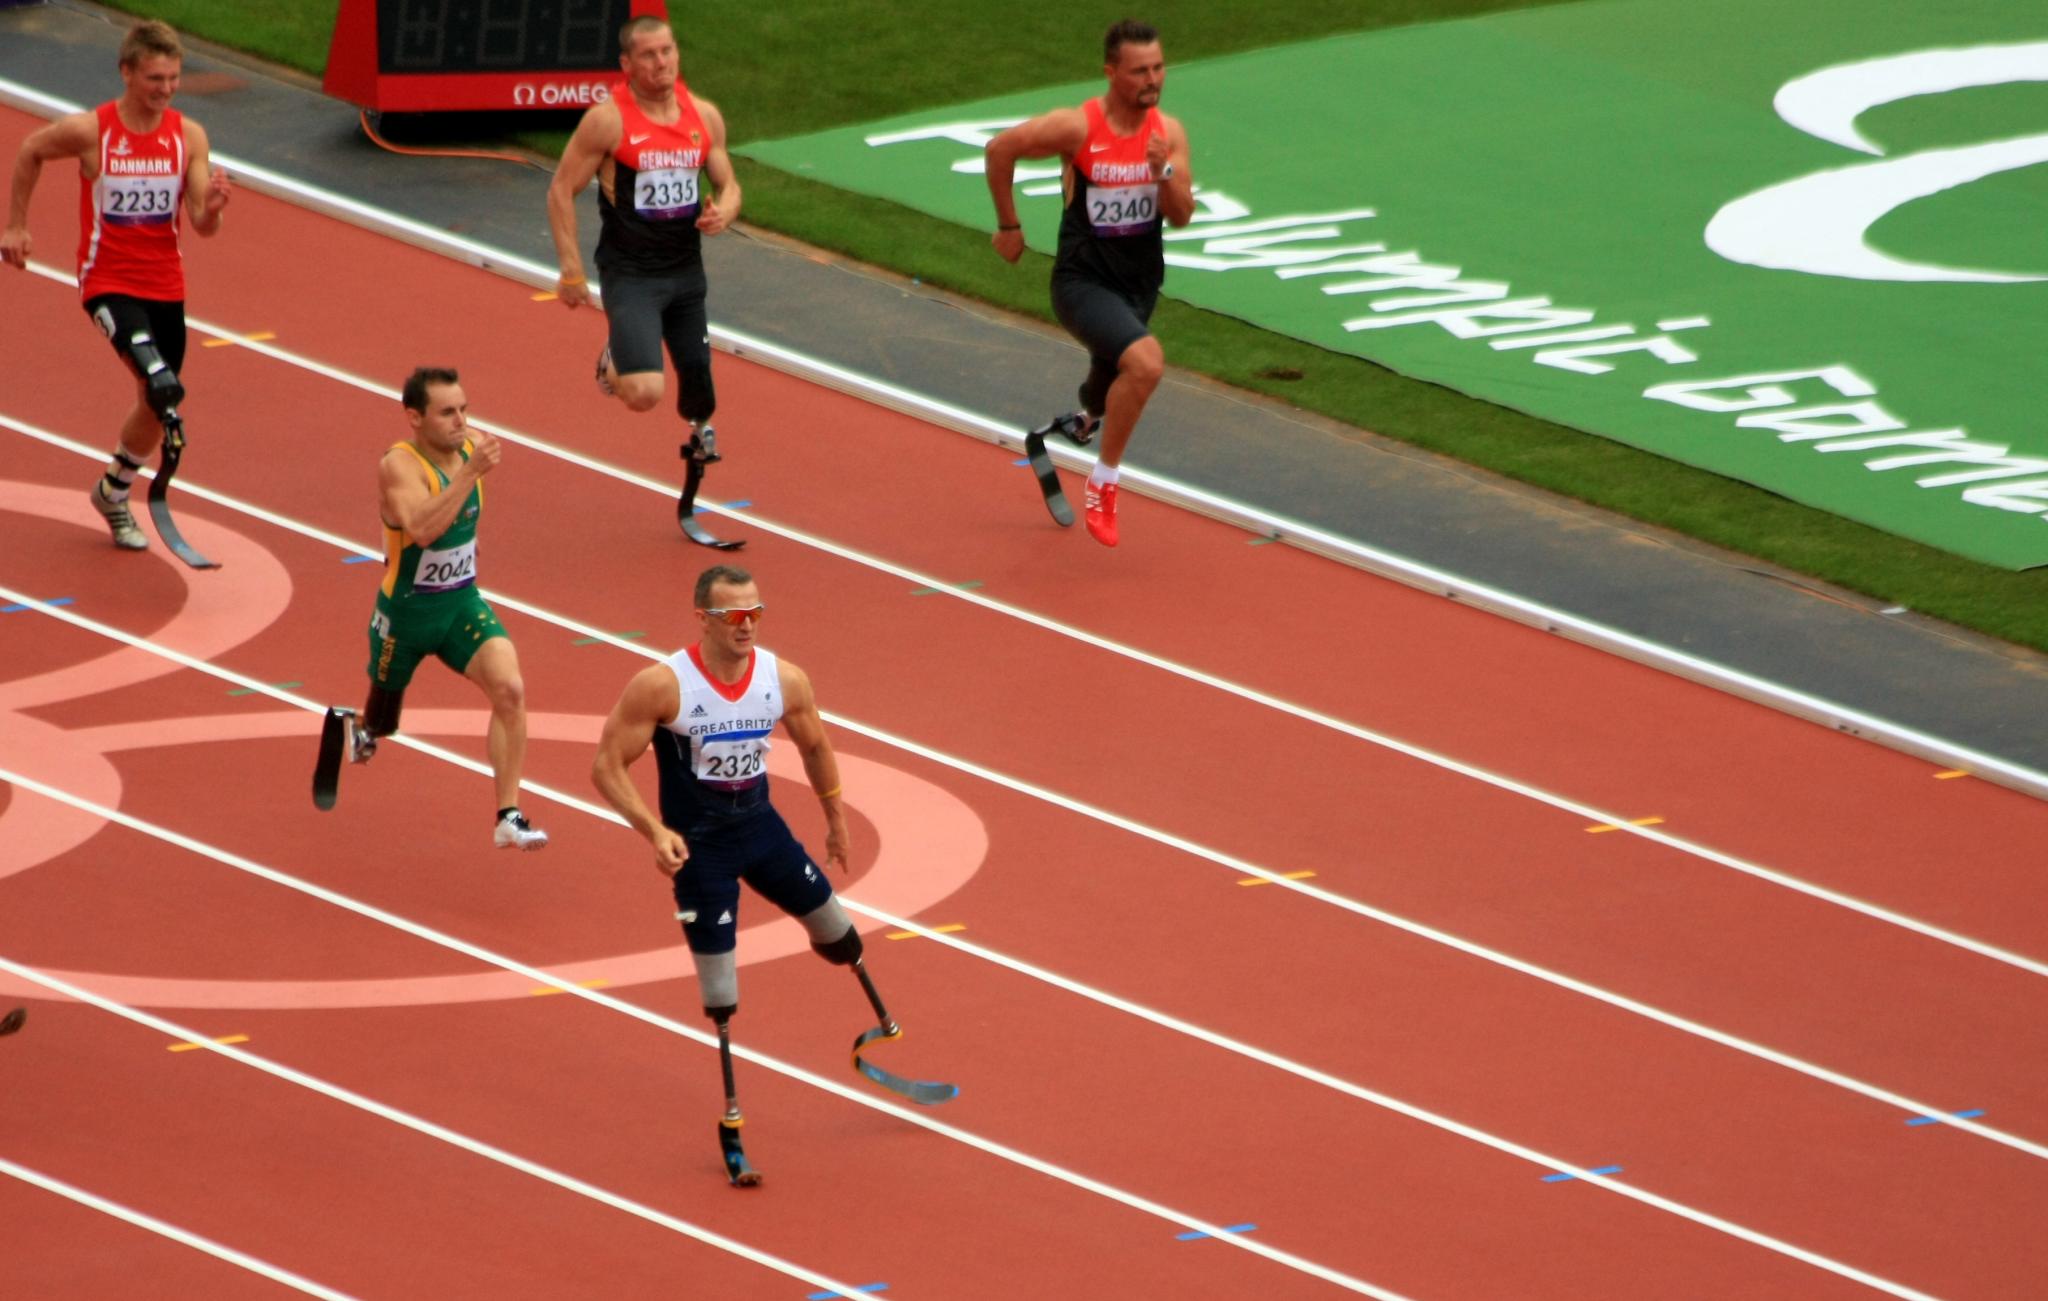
[717, 910, 732, 925]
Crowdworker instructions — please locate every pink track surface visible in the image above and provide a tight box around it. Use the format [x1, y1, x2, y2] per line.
[2, 107, 2046, 1299]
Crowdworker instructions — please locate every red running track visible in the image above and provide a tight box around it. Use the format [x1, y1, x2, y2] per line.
[3, 106, 2047, 1299]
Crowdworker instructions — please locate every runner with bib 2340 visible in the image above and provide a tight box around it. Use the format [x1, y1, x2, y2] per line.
[985, 18, 1194, 547]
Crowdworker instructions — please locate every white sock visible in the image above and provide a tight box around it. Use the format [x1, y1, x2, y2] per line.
[100, 448, 144, 501]
[1088, 462, 1120, 488]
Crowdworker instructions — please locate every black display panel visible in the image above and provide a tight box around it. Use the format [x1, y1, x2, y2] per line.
[376, 0, 634, 74]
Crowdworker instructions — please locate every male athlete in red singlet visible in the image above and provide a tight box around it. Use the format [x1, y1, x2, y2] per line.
[546, 16, 744, 547]
[2, 19, 230, 552]
[985, 19, 1194, 547]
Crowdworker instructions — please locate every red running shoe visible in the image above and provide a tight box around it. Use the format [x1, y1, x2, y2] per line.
[1083, 480, 1119, 547]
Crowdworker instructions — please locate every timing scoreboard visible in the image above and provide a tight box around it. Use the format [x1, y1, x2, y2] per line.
[323, 0, 669, 113]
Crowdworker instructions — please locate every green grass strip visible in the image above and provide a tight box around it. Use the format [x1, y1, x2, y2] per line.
[112, 0, 2048, 652]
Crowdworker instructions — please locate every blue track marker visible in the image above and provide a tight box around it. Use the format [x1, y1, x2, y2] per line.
[1176, 1223, 1257, 1241]
[805, 1284, 887, 1299]
[1542, 1165, 1623, 1183]
[341, 554, 377, 564]
[2, 596, 73, 613]
[721, 499, 752, 509]
[1013, 457, 1032, 467]
[1906, 1109, 1985, 1126]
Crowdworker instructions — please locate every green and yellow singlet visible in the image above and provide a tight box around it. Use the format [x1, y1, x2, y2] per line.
[378, 440, 483, 603]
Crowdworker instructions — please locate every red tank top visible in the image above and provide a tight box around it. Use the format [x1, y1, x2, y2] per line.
[1053, 98, 1167, 295]
[77, 101, 186, 302]
[612, 82, 709, 220]
[1073, 97, 1164, 237]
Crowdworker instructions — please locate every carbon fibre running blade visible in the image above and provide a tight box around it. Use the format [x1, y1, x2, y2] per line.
[312, 707, 350, 810]
[0, 1007, 24, 1037]
[149, 436, 220, 569]
[680, 510, 745, 551]
[717, 1119, 761, 1186]
[852, 1025, 959, 1105]
[1023, 429, 1075, 528]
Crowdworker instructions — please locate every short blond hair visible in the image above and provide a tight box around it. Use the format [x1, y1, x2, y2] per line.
[619, 16, 669, 55]
[119, 19, 183, 69]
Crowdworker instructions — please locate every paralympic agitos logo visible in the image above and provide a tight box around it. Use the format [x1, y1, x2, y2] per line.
[1707, 40, 2048, 283]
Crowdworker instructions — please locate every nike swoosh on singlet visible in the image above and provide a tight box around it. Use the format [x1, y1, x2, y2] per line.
[630, 133, 652, 144]
[1089, 142, 1111, 152]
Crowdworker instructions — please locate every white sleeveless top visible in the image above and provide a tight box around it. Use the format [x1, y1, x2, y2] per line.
[659, 646, 782, 792]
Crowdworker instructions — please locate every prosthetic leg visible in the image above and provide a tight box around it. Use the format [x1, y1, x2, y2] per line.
[710, 1003, 761, 1186]
[122, 329, 217, 569]
[312, 686, 398, 809]
[813, 922, 959, 1106]
[1023, 377, 1106, 528]
[1023, 417, 1078, 528]
[687, 940, 760, 1186]
[678, 423, 744, 551]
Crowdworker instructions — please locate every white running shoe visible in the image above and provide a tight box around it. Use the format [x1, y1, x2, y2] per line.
[90, 482, 148, 550]
[494, 809, 549, 851]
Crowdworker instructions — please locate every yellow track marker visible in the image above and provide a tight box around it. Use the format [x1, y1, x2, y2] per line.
[886, 923, 966, 941]
[531, 291, 558, 301]
[201, 331, 276, 348]
[1586, 816, 1665, 834]
[1934, 770, 1971, 780]
[530, 978, 611, 996]
[1238, 870, 1317, 887]
[168, 1034, 249, 1052]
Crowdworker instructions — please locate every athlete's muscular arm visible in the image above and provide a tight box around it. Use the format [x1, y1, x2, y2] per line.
[983, 107, 1088, 263]
[692, 95, 741, 237]
[546, 101, 621, 308]
[1152, 114, 1194, 228]
[592, 664, 688, 875]
[2, 111, 95, 270]
[776, 658, 849, 873]
[377, 432, 497, 547]
[182, 118, 230, 237]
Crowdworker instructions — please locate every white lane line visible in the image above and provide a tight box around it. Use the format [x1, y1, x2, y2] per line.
[3, 486, 2044, 1164]
[2, 70, 2032, 805]
[9, 271, 2041, 985]
[0, 772, 1953, 1301]
[0, 961, 888, 1301]
[0, 772, 1403, 1299]
[0, 1157, 356, 1299]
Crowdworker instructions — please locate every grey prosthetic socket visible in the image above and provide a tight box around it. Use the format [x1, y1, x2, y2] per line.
[802, 897, 861, 965]
[122, 329, 186, 430]
[696, 949, 738, 1017]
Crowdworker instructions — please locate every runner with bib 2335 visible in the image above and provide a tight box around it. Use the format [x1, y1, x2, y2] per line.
[546, 16, 746, 550]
